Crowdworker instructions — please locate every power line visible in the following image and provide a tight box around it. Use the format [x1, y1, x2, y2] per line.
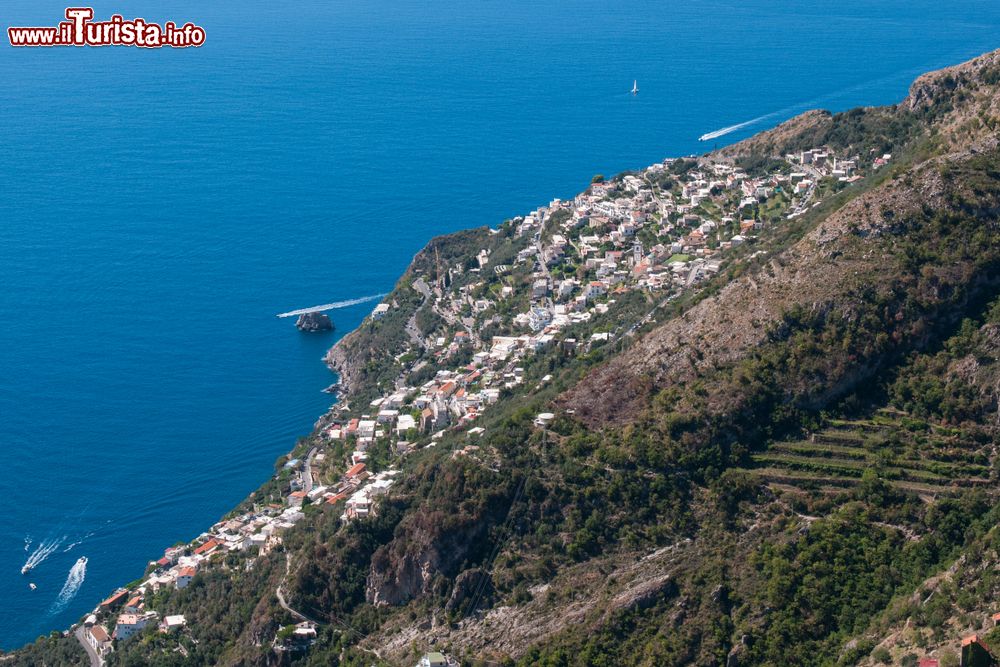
[466, 427, 547, 616]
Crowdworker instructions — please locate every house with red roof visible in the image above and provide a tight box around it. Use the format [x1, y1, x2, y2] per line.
[193, 538, 219, 557]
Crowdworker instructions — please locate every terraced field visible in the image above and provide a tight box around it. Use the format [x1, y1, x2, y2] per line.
[749, 409, 996, 499]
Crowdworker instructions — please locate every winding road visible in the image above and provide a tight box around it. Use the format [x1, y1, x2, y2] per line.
[302, 447, 317, 494]
[276, 557, 319, 625]
[74, 626, 102, 667]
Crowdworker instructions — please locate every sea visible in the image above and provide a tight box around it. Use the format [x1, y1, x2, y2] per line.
[1, 0, 998, 650]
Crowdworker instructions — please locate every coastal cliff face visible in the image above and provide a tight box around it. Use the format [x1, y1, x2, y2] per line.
[904, 48, 1000, 146]
[14, 49, 1000, 667]
[324, 226, 495, 403]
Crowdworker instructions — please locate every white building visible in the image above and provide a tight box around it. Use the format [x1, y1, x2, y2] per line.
[160, 615, 187, 632]
[175, 566, 196, 590]
[86, 625, 113, 657]
[114, 612, 158, 641]
[396, 414, 416, 436]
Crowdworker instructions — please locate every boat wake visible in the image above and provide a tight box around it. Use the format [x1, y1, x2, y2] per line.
[22, 536, 65, 574]
[699, 111, 782, 141]
[698, 62, 940, 143]
[50, 557, 87, 614]
[63, 532, 94, 553]
[276, 293, 386, 318]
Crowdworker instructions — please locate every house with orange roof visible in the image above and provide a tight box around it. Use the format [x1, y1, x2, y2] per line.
[100, 589, 128, 611]
[193, 538, 219, 557]
[175, 566, 197, 590]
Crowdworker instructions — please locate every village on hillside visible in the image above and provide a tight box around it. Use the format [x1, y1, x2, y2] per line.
[75, 145, 900, 663]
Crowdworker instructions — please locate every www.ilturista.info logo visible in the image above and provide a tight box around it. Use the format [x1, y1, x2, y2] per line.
[8, 8, 205, 48]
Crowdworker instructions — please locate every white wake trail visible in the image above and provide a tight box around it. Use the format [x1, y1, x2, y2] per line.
[62, 533, 93, 553]
[699, 111, 782, 141]
[50, 557, 87, 614]
[276, 293, 386, 318]
[22, 536, 66, 572]
[697, 62, 940, 144]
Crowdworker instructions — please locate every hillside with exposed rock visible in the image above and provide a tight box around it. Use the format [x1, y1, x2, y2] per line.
[8, 48, 1000, 667]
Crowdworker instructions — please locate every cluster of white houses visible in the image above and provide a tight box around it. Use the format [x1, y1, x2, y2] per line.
[306, 146, 879, 525]
[422, 147, 877, 362]
[76, 145, 880, 662]
[80, 502, 314, 657]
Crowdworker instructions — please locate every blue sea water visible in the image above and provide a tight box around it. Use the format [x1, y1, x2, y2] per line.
[1, 0, 998, 650]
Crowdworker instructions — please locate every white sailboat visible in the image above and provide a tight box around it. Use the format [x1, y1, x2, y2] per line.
[631, 80, 639, 95]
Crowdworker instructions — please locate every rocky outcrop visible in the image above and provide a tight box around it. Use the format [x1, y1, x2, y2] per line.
[295, 312, 333, 332]
[365, 503, 493, 607]
[446, 568, 488, 614]
[324, 338, 359, 396]
[904, 47, 1000, 112]
[364, 539, 694, 663]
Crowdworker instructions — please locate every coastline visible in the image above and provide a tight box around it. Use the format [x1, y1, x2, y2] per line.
[26, 47, 1000, 655]
[38, 121, 840, 650]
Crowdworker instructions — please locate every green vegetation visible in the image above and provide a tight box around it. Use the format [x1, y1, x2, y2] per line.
[15, 50, 1000, 667]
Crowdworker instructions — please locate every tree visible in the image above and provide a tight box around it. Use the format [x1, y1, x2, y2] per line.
[939, 649, 960, 667]
[871, 647, 891, 664]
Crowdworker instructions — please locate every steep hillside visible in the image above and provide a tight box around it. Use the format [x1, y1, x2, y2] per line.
[563, 47, 1000, 430]
[9, 48, 1000, 667]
